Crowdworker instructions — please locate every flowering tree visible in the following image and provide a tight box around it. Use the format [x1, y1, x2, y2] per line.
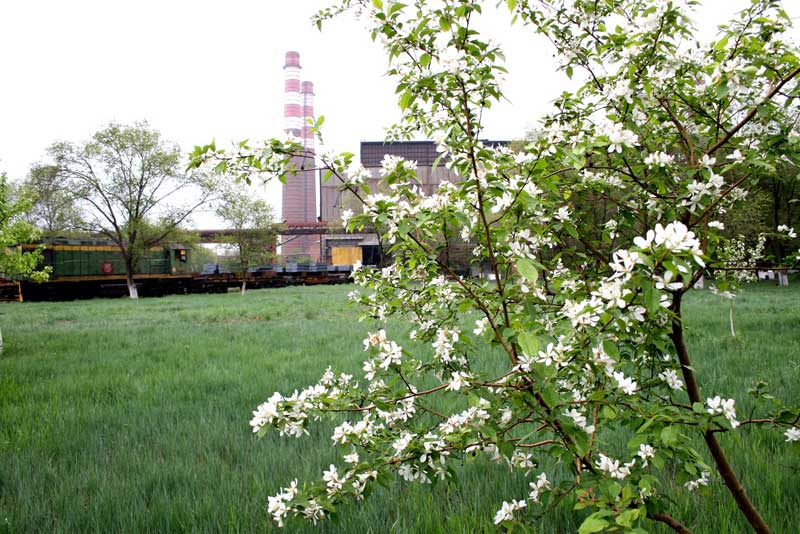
[0, 175, 50, 351]
[191, 0, 800, 531]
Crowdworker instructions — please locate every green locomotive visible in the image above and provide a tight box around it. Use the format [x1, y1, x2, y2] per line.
[19, 238, 192, 299]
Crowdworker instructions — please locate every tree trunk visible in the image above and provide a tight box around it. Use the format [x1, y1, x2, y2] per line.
[670, 291, 771, 533]
[0, 326, 4, 354]
[241, 278, 247, 295]
[123, 251, 139, 299]
[126, 275, 139, 299]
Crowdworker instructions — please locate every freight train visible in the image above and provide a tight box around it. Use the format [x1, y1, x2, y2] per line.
[8, 238, 353, 301]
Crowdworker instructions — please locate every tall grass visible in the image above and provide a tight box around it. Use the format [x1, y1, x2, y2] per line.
[0, 283, 797, 533]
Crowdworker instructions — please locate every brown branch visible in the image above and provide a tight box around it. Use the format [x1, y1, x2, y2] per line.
[650, 512, 693, 534]
[689, 174, 750, 228]
[658, 97, 696, 166]
[707, 64, 800, 156]
[515, 439, 557, 448]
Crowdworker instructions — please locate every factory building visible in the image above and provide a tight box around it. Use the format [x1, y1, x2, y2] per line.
[317, 140, 459, 267]
[319, 141, 461, 223]
[277, 51, 505, 268]
[318, 141, 505, 273]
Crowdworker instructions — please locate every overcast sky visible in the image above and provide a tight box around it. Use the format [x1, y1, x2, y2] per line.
[1, 0, 797, 227]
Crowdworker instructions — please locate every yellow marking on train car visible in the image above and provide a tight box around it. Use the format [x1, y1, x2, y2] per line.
[332, 246, 362, 266]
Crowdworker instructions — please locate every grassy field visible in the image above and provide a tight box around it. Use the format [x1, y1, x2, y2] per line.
[0, 283, 798, 533]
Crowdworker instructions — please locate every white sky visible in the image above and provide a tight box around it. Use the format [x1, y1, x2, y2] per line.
[1, 0, 797, 227]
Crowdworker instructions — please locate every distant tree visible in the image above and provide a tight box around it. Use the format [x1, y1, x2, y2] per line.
[0, 173, 50, 352]
[50, 121, 214, 298]
[189, 243, 218, 273]
[759, 164, 800, 261]
[19, 163, 84, 235]
[214, 186, 276, 294]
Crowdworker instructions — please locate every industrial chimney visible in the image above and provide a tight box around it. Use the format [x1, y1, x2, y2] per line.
[281, 51, 318, 260]
[301, 80, 315, 149]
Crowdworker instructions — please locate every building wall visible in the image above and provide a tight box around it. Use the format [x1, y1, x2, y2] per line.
[321, 141, 460, 223]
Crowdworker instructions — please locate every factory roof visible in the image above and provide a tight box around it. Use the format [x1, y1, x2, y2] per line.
[360, 140, 509, 168]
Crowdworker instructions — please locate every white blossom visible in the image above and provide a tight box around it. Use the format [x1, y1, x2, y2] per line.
[644, 151, 674, 168]
[659, 369, 684, 390]
[528, 473, 550, 503]
[473, 317, 489, 336]
[778, 225, 797, 239]
[446, 371, 471, 391]
[493, 500, 526, 524]
[685, 470, 711, 491]
[637, 444, 655, 467]
[707, 396, 740, 429]
[595, 453, 634, 479]
[785, 427, 800, 442]
[613, 371, 638, 395]
[341, 209, 354, 227]
[725, 149, 744, 163]
[699, 154, 716, 168]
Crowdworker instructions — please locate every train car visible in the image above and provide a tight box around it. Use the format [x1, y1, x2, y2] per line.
[14, 238, 354, 301]
[20, 238, 193, 300]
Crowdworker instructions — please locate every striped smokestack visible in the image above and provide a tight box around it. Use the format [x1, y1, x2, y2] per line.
[284, 51, 302, 139]
[281, 51, 319, 261]
[301, 80, 315, 150]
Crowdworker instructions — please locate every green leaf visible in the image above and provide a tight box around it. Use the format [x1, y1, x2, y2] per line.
[661, 425, 681, 447]
[578, 514, 610, 534]
[516, 258, 538, 283]
[602, 340, 620, 358]
[601, 405, 617, 421]
[541, 387, 560, 409]
[616, 507, 642, 527]
[644, 285, 661, 315]
[399, 90, 415, 110]
[498, 440, 515, 459]
[518, 331, 540, 357]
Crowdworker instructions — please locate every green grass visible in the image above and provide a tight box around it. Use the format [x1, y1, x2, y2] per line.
[0, 283, 798, 533]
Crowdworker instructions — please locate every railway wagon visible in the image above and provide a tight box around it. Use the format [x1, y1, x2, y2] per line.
[19, 238, 193, 300]
[13, 239, 355, 301]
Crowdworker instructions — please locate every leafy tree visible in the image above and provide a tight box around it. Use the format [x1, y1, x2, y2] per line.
[192, 1, 800, 532]
[0, 173, 49, 352]
[19, 163, 84, 235]
[51, 121, 214, 298]
[757, 163, 800, 261]
[214, 186, 276, 294]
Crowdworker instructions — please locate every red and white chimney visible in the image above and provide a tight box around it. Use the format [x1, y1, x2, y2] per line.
[281, 51, 319, 260]
[283, 51, 303, 140]
[301, 80, 315, 150]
